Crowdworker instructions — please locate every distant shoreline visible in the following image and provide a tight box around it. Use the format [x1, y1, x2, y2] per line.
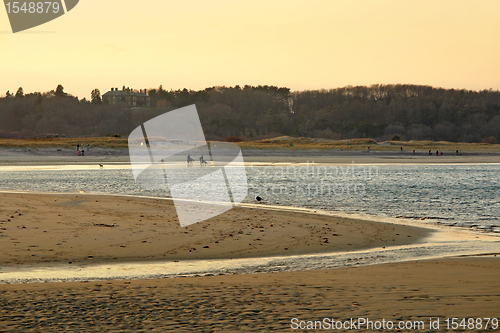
[1, 135, 499, 166]
[0, 146, 499, 165]
[1, 136, 500, 153]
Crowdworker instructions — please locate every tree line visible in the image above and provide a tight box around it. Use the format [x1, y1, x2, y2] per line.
[1, 84, 499, 143]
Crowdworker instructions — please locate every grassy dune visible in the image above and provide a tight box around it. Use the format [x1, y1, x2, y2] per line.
[236, 136, 500, 153]
[0, 137, 129, 149]
[0, 136, 500, 153]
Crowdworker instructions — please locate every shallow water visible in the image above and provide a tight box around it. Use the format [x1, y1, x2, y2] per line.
[0, 164, 499, 232]
[1, 232, 498, 284]
[247, 163, 500, 232]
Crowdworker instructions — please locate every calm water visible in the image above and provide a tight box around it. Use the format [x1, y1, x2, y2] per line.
[0, 164, 499, 232]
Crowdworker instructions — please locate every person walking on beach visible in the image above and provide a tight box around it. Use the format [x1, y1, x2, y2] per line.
[77, 143, 80, 151]
[87, 144, 90, 152]
[199, 155, 207, 167]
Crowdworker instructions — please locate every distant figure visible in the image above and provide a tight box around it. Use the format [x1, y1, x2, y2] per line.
[440, 151, 443, 156]
[187, 154, 194, 166]
[199, 155, 207, 167]
[99, 164, 103, 169]
[456, 150, 461, 156]
[255, 195, 263, 202]
[428, 150, 432, 155]
[400, 147, 403, 151]
[413, 150, 415, 154]
[436, 150, 439, 156]
[77, 143, 80, 151]
[367, 146, 370, 151]
[81, 150, 85, 156]
[87, 144, 90, 151]
[77, 149, 81, 156]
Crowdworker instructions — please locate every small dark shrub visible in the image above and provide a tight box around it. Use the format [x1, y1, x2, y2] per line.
[481, 136, 498, 144]
[224, 136, 243, 142]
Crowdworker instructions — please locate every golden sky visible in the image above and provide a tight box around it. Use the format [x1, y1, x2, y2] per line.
[1, 0, 499, 99]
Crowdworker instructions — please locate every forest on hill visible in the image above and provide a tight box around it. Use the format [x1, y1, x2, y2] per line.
[0, 84, 499, 143]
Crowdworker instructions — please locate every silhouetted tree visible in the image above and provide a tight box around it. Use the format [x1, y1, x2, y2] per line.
[55, 84, 66, 97]
[15, 87, 24, 98]
[35, 93, 42, 105]
[91, 89, 102, 104]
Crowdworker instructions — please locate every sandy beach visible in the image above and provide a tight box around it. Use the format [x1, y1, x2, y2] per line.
[0, 193, 498, 331]
[0, 193, 430, 265]
[0, 257, 498, 332]
[0, 147, 500, 166]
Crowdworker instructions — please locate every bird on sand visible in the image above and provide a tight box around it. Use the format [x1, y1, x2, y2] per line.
[99, 164, 103, 168]
[255, 195, 263, 202]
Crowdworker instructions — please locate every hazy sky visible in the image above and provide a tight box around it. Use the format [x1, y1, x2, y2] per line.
[1, 0, 499, 99]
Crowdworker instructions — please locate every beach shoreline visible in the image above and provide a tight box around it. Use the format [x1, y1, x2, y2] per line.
[1, 146, 500, 166]
[0, 192, 432, 267]
[1, 192, 498, 285]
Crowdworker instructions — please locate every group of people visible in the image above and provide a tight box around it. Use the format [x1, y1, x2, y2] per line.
[187, 154, 208, 167]
[366, 146, 461, 156]
[428, 150, 445, 156]
[77, 143, 90, 156]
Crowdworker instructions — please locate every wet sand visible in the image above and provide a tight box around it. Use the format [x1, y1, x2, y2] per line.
[0, 147, 499, 166]
[0, 193, 430, 265]
[0, 257, 498, 332]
